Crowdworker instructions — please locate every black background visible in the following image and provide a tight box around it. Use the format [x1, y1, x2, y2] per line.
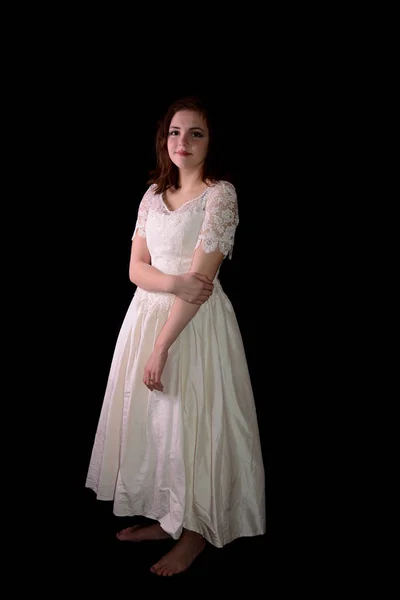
[17, 45, 322, 583]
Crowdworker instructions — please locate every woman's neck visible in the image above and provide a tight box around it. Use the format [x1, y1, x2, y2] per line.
[177, 169, 204, 192]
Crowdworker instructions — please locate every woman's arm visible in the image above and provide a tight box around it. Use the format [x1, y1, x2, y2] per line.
[154, 246, 224, 352]
[129, 234, 213, 301]
[129, 234, 174, 293]
[143, 246, 224, 391]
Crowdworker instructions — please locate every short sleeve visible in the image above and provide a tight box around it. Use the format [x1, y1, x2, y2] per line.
[195, 181, 239, 259]
[131, 185, 155, 240]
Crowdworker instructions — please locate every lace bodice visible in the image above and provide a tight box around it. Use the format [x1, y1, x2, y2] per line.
[131, 180, 238, 315]
[133, 180, 238, 271]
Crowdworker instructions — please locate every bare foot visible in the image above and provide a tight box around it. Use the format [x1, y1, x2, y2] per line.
[116, 523, 171, 542]
[150, 529, 206, 576]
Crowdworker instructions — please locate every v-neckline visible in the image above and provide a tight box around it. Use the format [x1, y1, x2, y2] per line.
[161, 188, 208, 214]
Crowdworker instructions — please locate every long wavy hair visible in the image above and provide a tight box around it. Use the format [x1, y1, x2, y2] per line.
[147, 96, 231, 194]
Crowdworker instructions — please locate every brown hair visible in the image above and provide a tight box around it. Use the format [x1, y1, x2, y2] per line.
[147, 96, 231, 194]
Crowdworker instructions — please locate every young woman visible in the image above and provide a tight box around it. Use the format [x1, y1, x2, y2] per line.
[86, 96, 266, 576]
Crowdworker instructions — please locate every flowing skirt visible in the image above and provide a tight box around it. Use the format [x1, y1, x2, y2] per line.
[86, 281, 266, 547]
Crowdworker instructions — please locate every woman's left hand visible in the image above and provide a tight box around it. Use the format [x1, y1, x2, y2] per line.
[143, 347, 168, 392]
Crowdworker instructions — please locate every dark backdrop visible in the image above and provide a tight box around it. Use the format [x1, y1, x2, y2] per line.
[27, 67, 306, 582]
[10, 18, 326, 586]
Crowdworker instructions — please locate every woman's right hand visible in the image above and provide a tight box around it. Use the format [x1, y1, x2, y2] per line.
[173, 272, 214, 304]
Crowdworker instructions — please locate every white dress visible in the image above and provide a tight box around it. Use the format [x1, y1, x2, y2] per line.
[86, 180, 266, 547]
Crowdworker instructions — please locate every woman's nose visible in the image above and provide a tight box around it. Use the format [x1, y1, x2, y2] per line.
[178, 132, 190, 146]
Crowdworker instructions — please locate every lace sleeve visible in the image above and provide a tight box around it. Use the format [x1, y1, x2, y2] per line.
[195, 181, 239, 259]
[131, 185, 155, 240]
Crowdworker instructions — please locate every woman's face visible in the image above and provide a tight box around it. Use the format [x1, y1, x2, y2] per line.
[167, 110, 209, 171]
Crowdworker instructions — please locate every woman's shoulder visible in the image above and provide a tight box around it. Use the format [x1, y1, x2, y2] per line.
[207, 180, 237, 203]
[146, 183, 158, 196]
[208, 179, 236, 195]
[141, 183, 159, 201]
[137, 184, 160, 212]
